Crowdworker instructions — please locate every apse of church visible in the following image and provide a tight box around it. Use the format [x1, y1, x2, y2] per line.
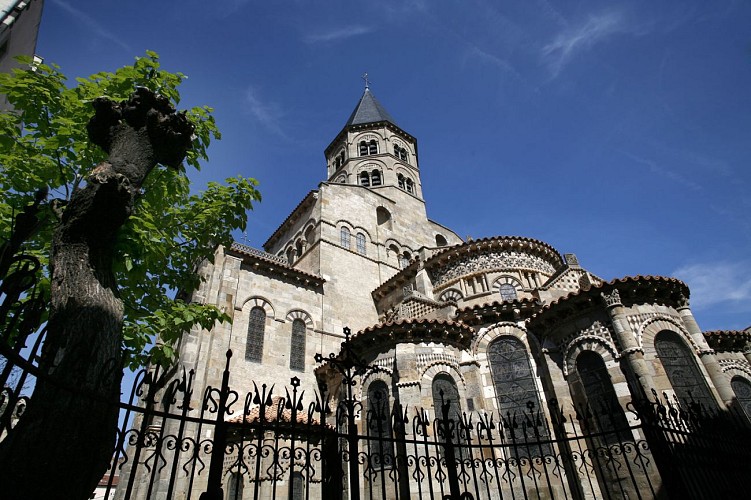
[145, 85, 751, 500]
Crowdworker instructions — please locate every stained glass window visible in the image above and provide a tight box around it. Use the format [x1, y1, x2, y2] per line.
[245, 307, 265, 362]
[499, 283, 517, 302]
[432, 374, 463, 458]
[731, 376, 751, 422]
[576, 351, 630, 444]
[290, 319, 306, 372]
[488, 337, 549, 455]
[367, 380, 394, 468]
[655, 331, 717, 412]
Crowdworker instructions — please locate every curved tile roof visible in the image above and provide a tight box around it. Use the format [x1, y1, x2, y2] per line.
[349, 318, 475, 353]
[528, 275, 689, 332]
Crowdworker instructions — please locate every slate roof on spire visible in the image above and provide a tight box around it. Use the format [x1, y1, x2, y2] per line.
[345, 88, 398, 127]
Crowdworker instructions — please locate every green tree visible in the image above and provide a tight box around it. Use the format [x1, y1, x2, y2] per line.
[0, 52, 260, 498]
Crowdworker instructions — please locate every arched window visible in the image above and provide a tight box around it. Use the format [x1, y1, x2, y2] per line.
[359, 171, 370, 186]
[397, 174, 405, 190]
[286, 247, 295, 265]
[226, 472, 243, 500]
[304, 226, 315, 246]
[245, 307, 266, 362]
[291, 471, 304, 500]
[405, 178, 414, 194]
[394, 145, 408, 162]
[359, 141, 368, 156]
[340, 227, 351, 249]
[499, 283, 517, 302]
[432, 374, 463, 457]
[371, 169, 381, 186]
[489, 337, 550, 455]
[376, 207, 392, 229]
[399, 252, 410, 269]
[295, 240, 303, 259]
[290, 319, 306, 372]
[435, 234, 448, 247]
[367, 380, 394, 468]
[655, 331, 717, 411]
[368, 139, 378, 155]
[576, 351, 630, 444]
[731, 376, 751, 422]
[356, 232, 366, 255]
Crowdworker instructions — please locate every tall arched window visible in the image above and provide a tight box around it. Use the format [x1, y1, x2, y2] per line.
[405, 178, 414, 194]
[368, 139, 378, 155]
[291, 471, 304, 500]
[655, 331, 717, 411]
[226, 472, 243, 500]
[371, 169, 381, 186]
[359, 141, 368, 156]
[356, 233, 366, 255]
[488, 337, 549, 455]
[576, 351, 630, 444]
[340, 227, 351, 249]
[432, 374, 463, 457]
[286, 247, 295, 265]
[367, 380, 394, 468]
[290, 319, 306, 372]
[295, 239, 303, 259]
[245, 307, 266, 362]
[397, 174, 405, 190]
[731, 376, 751, 422]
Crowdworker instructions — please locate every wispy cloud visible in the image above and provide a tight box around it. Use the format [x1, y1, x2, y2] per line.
[541, 11, 626, 77]
[51, 0, 131, 52]
[304, 25, 374, 44]
[673, 261, 751, 310]
[620, 151, 702, 192]
[243, 87, 288, 139]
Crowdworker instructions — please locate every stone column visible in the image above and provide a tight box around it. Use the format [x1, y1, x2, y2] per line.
[601, 289, 656, 397]
[676, 299, 735, 406]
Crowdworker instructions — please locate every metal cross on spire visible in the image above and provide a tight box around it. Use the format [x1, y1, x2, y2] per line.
[362, 72, 370, 90]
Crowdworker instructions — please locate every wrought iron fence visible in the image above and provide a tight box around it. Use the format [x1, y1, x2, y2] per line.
[2, 212, 751, 500]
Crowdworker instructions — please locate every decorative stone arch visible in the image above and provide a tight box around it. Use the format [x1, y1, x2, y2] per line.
[358, 369, 395, 401]
[384, 238, 402, 253]
[239, 296, 275, 319]
[421, 362, 466, 391]
[720, 360, 751, 379]
[334, 173, 347, 184]
[352, 225, 373, 242]
[335, 219, 355, 231]
[491, 275, 523, 292]
[285, 309, 314, 329]
[472, 322, 534, 357]
[303, 221, 317, 246]
[438, 288, 463, 303]
[355, 131, 385, 143]
[563, 336, 619, 377]
[639, 315, 699, 357]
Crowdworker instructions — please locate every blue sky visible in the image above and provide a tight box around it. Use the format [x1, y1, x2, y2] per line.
[36, 0, 751, 331]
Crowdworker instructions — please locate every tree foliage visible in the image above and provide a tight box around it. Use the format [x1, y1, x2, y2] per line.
[0, 51, 261, 368]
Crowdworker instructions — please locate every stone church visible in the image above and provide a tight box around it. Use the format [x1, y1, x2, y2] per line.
[167, 85, 751, 498]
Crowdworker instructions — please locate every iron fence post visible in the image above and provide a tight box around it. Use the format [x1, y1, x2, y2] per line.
[200, 350, 233, 500]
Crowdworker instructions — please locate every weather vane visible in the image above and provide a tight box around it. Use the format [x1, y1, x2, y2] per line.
[362, 72, 370, 90]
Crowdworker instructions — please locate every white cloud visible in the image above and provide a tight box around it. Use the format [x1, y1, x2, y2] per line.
[51, 0, 132, 52]
[541, 11, 626, 77]
[673, 261, 751, 310]
[620, 151, 702, 192]
[243, 87, 288, 139]
[304, 25, 374, 44]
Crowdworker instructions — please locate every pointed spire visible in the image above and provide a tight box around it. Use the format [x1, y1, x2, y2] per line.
[344, 80, 398, 128]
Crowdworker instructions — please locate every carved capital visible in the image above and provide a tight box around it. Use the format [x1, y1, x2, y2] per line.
[601, 288, 622, 308]
[676, 293, 690, 310]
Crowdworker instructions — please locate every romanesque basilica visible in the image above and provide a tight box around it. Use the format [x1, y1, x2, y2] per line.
[170, 86, 751, 499]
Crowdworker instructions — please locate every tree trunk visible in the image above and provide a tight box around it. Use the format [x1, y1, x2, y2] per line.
[0, 88, 194, 499]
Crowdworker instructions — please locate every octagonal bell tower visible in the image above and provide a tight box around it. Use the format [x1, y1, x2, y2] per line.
[324, 84, 423, 200]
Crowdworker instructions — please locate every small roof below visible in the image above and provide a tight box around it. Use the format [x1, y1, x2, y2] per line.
[345, 88, 398, 127]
